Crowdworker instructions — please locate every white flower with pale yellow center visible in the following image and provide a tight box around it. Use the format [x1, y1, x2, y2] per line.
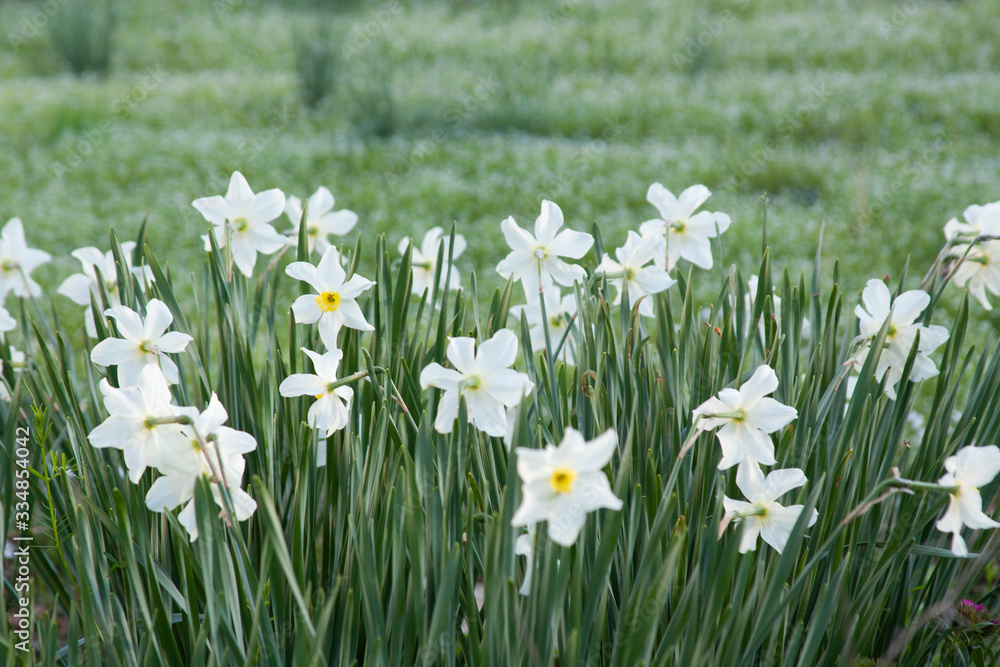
[279, 348, 355, 437]
[496, 200, 593, 304]
[192, 171, 288, 277]
[722, 461, 817, 554]
[935, 445, 1000, 557]
[57, 242, 155, 338]
[691, 364, 798, 470]
[284, 186, 358, 255]
[595, 231, 675, 317]
[639, 183, 731, 271]
[398, 226, 466, 296]
[90, 299, 193, 387]
[511, 427, 622, 547]
[419, 330, 533, 438]
[286, 246, 375, 350]
[0, 217, 52, 304]
[853, 279, 949, 400]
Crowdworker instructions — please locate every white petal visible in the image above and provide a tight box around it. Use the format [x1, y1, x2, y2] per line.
[534, 200, 565, 245]
[745, 397, 797, 433]
[446, 337, 477, 372]
[419, 363, 462, 390]
[891, 290, 930, 327]
[475, 329, 519, 372]
[738, 365, 781, 406]
[761, 467, 808, 503]
[279, 373, 326, 397]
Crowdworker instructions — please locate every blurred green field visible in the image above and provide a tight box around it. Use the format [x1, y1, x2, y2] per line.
[2, 0, 999, 328]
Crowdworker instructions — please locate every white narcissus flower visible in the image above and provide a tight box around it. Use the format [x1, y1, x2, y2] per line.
[419, 330, 534, 438]
[145, 393, 258, 541]
[90, 299, 194, 387]
[639, 184, 731, 271]
[949, 241, 1000, 311]
[286, 246, 375, 350]
[509, 288, 579, 364]
[398, 226, 467, 296]
[495, 200, 593, 304]
[935, 445, 1000, 557]
[692, 364, 798, 470]
[57, 242, 155, 338]
[511, 428, 623, 547]
[853, 279, 949, 399]
[722, 461, 818, 554]
[284, 186, 358, 255]
[192, 171, 287, 277]
[87, 365, 191, 483]
[943, 201, 1000, 241]
[0, 217, 52, 303]
[595, 231, 676, 317]
[279, 348, 354, 437]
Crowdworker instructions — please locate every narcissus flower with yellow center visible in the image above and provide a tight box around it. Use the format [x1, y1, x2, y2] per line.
[496, 200, 593, 304]
[692, 364, 798, 470]
[192, 171, 288, 277]
[90, 299, 193, 387]
[722, 461, 817, 554]
[279, 348, 355, 438]
[639, 183, 731, 271]
[419, 330, 533, 438]
[286, 246, 375, 350]
[852, 279, 949, 399]
[511, 428, 622, 547]
[595, 230, 675, 317]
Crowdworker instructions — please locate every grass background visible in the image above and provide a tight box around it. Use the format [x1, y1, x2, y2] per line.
[1, 0, 999, 322]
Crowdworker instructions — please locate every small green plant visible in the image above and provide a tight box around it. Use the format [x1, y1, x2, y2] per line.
[47, 0, 116, 77]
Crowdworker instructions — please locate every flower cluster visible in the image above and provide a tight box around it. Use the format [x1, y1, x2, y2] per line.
[7, 169, 1000, 580]
[692, 364, 816, 554]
